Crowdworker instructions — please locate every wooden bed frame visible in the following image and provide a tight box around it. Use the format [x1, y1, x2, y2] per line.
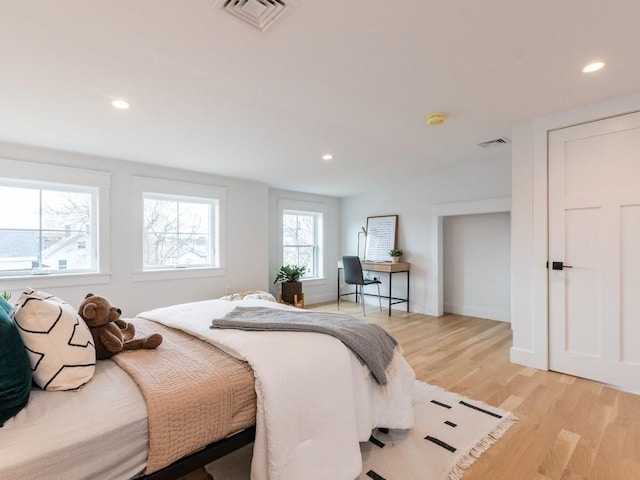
[140, 426, 256, 480]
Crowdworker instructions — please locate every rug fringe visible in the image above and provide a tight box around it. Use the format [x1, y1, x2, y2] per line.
[446, 414, 518, 480]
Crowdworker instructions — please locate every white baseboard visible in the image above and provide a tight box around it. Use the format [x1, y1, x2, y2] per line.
[510, 347, 548, 370]
[443, 303, 511, 322]
[305, 292, 341, 305]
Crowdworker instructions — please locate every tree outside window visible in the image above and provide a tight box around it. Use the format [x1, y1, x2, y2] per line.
[282, 210, 322, 279]
[143, 194, 216, 269]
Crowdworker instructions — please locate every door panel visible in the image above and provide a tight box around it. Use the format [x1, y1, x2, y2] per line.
[564, 208, 601, 357]
[548, 111, 640, 390]
[565, 128, 640, 195]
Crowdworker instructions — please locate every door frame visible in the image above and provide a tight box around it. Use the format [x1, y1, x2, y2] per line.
[431, 197, 511, 317]
[511, 93, 640, 371]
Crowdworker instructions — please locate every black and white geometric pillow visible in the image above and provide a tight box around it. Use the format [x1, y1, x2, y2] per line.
[13, 289, 96, 391]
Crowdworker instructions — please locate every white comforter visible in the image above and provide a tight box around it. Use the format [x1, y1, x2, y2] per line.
[137, 298, 415, 480]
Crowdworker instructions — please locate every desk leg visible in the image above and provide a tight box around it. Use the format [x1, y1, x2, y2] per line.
[387, 272, 392, 316]
[406, 271, 410, 312]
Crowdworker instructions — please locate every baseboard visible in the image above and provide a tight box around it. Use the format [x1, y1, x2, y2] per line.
[443, 303, 511, 322]
[510, 347, 548, 370]
[305, 291, 344, 305]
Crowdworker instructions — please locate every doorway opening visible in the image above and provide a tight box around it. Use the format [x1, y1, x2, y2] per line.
[432, 197, 511, 317]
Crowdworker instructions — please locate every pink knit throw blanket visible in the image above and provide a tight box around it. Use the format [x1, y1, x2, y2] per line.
[112, 318, 256, 474]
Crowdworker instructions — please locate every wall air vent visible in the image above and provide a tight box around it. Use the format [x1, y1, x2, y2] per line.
[218, 0, 298, 32]
[477, 137, 512, 148]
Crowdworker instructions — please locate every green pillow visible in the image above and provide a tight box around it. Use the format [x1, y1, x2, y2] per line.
[0, 296, 10, 314]
[0, 296, 32, 427]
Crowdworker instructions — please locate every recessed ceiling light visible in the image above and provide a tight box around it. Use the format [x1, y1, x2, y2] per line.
[582, 62, 605, 73]
[322, 154, 333, 161]
[111, 99, 130, 109]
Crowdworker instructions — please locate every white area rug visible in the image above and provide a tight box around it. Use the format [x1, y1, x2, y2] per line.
[206, 381, 517, 480]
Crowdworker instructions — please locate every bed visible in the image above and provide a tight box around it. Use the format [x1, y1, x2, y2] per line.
[0, 296, 415, 480]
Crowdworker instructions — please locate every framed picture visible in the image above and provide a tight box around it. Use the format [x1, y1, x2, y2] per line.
[364, 215, 398, 262]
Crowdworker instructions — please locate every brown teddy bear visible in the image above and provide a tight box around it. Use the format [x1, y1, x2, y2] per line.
[78, 293, 162, 360]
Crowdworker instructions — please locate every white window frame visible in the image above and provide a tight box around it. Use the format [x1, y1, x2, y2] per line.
[142, 192, 218, 270]
[0, 158, 111, 289]
[278, 199, 325, 282]
[131, 176, 226, 282]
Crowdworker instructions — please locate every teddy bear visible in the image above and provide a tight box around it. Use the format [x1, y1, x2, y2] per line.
[78, 293, 163, 360]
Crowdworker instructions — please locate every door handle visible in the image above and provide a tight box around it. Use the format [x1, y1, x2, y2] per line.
[552, 261, 573, 270]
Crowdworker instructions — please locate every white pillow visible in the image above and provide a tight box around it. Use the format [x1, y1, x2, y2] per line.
[13, 289, 96, 391]
[219, 290, 277, 302]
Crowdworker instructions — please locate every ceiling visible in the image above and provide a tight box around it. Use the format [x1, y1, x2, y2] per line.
[1, 1, 638, 197]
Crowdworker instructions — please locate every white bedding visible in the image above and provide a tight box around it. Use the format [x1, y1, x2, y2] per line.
[137, 298, 415, 480]
[0, 360, 149, 480]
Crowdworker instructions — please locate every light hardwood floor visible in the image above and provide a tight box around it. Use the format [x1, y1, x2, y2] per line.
[181, 302, 640, 480]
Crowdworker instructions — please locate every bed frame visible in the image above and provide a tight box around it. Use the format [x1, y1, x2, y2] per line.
[140, 426, 256, 479]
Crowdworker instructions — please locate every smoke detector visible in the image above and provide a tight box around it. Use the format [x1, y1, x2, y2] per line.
[477, 137, 512, 148]
[217, 0, 298, 31]
[425, 112, 447, 126]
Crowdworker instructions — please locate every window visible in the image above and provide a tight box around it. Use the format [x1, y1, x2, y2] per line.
[132, 175, 226, 280]
[143, 193, 217, 269]
[282, 209, 323, 279]
[0, 177, 101, 277]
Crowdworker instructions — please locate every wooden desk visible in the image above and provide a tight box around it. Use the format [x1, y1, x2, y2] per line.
[337, 261, 410, 316]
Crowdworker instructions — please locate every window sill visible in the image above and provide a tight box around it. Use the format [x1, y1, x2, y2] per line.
[0, 273, 111, 290]
[301, 277, 326, 287]
[132, 267, 226, 282]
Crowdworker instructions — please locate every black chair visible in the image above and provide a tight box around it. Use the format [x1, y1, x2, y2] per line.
[339, 256, 382, 316]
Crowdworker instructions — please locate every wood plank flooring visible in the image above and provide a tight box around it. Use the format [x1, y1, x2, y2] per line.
[180, 302, 640, 480]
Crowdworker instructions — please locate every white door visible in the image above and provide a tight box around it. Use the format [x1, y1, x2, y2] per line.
[548, 111, 640, 390]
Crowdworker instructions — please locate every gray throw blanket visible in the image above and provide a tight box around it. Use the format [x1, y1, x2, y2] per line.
[210, 307, 399, 386]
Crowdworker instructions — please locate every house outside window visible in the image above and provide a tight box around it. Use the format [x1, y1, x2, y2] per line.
[0, 181, 98, 276]
[282, 209, 323, 279]
[143, 193, 217, 269]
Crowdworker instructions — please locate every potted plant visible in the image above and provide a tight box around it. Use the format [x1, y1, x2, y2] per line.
[389, 248, 403, 263]
[273, 264, 307, 304]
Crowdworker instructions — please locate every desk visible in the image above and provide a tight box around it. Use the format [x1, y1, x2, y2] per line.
[337, 261, 410, 316]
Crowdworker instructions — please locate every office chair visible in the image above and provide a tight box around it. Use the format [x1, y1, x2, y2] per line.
[339, 256, 382, 316]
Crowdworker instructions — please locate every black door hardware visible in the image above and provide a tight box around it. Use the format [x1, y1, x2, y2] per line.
[552, 261, 573, 270]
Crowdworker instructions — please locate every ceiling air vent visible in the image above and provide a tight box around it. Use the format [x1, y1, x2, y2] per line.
[477, 137, 512, 148]
[218, 0, 298, 32]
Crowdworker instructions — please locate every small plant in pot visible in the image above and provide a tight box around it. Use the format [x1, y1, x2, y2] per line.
[273, 264, 307, 304]
[389, 248, 403, 263]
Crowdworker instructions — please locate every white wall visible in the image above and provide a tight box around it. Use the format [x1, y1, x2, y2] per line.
[341, 156, 511, 316]
[268, 188, 341, 305]
[0, 141, 270, 315]
[443, 212, 511, 322]
[510, 91, 640, 370]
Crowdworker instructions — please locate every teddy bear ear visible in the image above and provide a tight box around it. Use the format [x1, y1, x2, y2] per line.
[82, 303, 97, 319]
[84, 293, 94, 299]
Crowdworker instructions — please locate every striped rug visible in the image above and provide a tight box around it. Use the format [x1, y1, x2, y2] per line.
[207, 381, 517, 480]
